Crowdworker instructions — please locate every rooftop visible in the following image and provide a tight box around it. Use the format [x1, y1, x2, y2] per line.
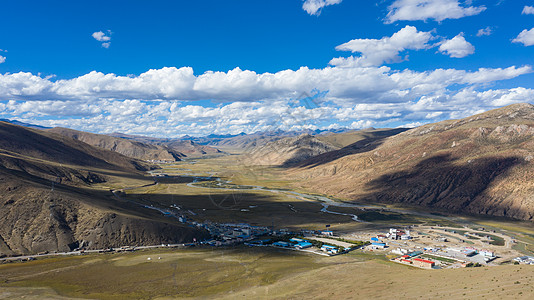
[413, 258, 434, 264]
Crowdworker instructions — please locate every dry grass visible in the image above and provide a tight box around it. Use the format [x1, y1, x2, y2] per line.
[2, 247, 534, 299]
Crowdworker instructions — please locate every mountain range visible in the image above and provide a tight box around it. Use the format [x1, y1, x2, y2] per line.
[242, 129, 407, 167]
[3, 103, 534, 257]
[0, 121, 207, 257]
[48, 127, 187, 162]
[108, 132, 222, 156]
[289, 103, 534, 221]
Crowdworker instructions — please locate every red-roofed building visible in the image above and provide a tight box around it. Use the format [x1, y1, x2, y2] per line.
[413, 258, 435, 268]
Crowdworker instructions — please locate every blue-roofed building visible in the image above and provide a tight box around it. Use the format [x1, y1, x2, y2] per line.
[371, 237, 379, 242]
[290, 238, 305, 243]
[273, 241, 291, 248]
[295, 241, 312, 249]
[321, 244, 339, 254]
[246, 239, 271, 246]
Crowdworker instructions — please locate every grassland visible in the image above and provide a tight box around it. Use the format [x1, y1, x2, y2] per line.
[106, 157, 366, 231]
[2, 247, 534, 299]
[3, 153, 534, 299]
[125, 156, 466, 231]
[0, 247, 329, 299]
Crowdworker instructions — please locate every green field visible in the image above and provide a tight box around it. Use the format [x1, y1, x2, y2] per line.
[421, 254, 458, 264]
[485, 234, 506, 246]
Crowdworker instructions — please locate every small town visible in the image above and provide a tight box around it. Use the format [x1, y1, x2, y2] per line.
[347, 224, 531, 269]
[85, 200, 533, 268]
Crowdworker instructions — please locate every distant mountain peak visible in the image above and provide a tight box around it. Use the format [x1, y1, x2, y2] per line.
[0, 119, 51, 129]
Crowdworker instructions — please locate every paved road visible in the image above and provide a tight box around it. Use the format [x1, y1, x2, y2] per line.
[0, 244, 189, 262]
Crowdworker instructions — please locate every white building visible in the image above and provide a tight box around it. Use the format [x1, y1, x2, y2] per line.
[391, 248, 410, 255]
[514, 256, 534, 264]
[321, 245, 339, 254]
[479, 250, 495, 257]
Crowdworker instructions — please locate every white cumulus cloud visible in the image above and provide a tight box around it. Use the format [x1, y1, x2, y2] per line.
[332, 25, 434, 67]
[513, 28, 534, 46]
[92, 30, 112, 48]
[476, 27, 492, 37]
[0, 64, 531, 142]
[3, 85, 534, 137]
[522, 6, 534, 15]
[0, 56, 5, 64]
[386, 0, 486, 23]
[438, 33, 475, 58]
[0, 63, 532, 105]
[302, 0, 342, 16]
[92, 31, 111, 42]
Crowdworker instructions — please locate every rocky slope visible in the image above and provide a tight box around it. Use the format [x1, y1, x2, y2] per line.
[0, 122, 207, 256]
[48, 127, 185, 162]
[0, 176, 203, 256]
[315, 128, 408, 148]
[207, 129, 350, 151]
[290, 103, 534, 221]
[109, 132, 221, 157]
[242, 128, 407, 167]
[1, 122, 151, 172]
[208, 131, 292, 151]
[244, 134, 339, 166]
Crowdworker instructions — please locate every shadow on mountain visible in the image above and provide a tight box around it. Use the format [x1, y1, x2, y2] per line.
[0, 121, 152, 172]
[116, 188, 359, 228]
[294, 128, 408, 169]
[360, 153, 522, 216]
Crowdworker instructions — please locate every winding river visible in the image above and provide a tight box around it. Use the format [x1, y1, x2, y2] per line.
[181, 175, 367, 222]
[150, 167, 449, 223]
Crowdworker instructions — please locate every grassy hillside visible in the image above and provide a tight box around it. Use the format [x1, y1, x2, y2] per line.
[244, 134, 339, 167]
[0, 122, 150, 172]
[48, 127, 185, 162]
[316, 128, 408, 148]
[291, 103, 534, 221]
[109, 132, 222, 157]
[0, 122, 207, 256]
[1, 247, 533, 299]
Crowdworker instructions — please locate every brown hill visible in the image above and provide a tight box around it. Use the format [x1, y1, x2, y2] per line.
[0, 122, 207, 256]
[162, 139, 221, 156]
[315, 128, 408, 148]
[0, 122, 151, 172]
[210, 134, 285, 152]
[48, 127, 185, 162]
[291, 103, 534, 221]
[297, 128, 408, 168]
[109, 133, 221, 157]
[242, 128, 407, 167]
[244, 134, 339, 167]
[208, 130, 340, 152]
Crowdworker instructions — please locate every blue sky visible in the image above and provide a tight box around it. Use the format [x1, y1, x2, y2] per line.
[1, 0, 534, 137]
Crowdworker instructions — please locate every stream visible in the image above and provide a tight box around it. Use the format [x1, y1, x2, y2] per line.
[182, 175, 366, 222]
[150, 168, 447, 223]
